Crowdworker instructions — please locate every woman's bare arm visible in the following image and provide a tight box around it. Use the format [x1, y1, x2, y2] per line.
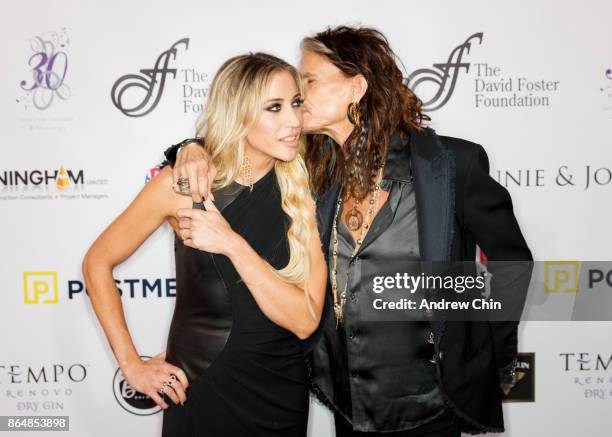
[180, 196, 327, 340]
[82, 166, 190, 408]
[227, 210, 327, 339]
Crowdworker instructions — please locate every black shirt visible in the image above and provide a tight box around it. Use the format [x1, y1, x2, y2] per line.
[321, 134, 447, 432]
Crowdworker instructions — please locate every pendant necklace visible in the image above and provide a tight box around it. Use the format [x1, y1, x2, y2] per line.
[331, 165, 384, 326]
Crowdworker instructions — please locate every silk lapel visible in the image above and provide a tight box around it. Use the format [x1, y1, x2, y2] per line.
[409, 127, 456, 340]
[410, 127, 456, 263]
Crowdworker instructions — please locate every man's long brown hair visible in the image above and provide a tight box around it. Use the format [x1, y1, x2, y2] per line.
[301, 26, 429, 200]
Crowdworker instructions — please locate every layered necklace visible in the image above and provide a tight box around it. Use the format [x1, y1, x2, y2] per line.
[331, 165, 385, 326]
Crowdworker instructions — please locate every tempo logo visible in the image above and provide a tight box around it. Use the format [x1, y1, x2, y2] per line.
[544, 261, 580, 293]
[23, 271, 58, 304]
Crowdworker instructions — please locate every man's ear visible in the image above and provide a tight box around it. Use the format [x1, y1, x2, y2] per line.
[351, 74, 368, 102]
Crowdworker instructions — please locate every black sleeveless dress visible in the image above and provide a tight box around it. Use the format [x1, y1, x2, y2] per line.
[162, 167, 309, 436]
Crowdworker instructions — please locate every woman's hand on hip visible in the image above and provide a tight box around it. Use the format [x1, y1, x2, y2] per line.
[121, 352, 189, 409]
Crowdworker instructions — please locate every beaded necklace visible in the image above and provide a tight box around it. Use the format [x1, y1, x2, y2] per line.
[330, 166, 384, 326]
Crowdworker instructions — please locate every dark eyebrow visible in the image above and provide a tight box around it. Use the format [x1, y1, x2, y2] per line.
[265, 93, 301, 103]
[300, 72, 315, 79]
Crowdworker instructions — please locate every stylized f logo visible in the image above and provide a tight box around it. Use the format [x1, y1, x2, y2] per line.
[111, 38, 189, 117]
[406, 32, 483, 111]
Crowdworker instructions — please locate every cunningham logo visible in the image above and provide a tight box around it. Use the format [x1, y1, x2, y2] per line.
[406, 32, 483, 111]
[0, 167, 84, 188]
[0, 166, 110, 201]
[111, 38, 190, 117]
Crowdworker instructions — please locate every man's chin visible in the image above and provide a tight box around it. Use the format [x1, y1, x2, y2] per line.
[302, 124, 323, 134]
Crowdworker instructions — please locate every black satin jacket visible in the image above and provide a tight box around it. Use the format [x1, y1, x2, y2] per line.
[304, 126, 533, 435]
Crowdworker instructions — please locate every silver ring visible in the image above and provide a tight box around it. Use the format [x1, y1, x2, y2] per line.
[176, 176, 190, 195]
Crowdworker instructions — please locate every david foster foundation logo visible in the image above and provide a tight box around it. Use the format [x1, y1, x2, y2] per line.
[17, 28, 72, 111]
[111, 38, 191, 117]
[406, 33, 483, 111]
[113, 356, 161, 415]
[181, 67, 210, 114]
[407, 32, 561, 110]
[473, 63, 560, 108]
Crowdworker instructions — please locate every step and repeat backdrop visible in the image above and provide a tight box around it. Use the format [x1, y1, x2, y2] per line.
[1, 0, 610, 435]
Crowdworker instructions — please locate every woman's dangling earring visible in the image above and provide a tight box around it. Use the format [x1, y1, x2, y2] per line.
[240, 153, 254, 191]
[347, 102, 362, 127]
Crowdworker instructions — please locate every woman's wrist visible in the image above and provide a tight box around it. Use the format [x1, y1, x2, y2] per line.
[119, 353, 142, 374]
[225, 233, 247, 259]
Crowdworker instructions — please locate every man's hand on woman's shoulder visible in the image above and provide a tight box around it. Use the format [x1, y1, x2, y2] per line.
[165, 140, 216, 203]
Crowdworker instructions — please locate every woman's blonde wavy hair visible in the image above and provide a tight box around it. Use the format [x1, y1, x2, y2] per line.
[195, 52, 317, 317]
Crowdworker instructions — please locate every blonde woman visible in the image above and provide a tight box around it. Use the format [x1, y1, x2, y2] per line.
[82, 53, 327, 436]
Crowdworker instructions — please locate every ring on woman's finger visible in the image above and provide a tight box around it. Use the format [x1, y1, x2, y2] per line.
[172, 182, 180, 192]
[180, 230, 189, 241]
[176, 176, 191, 195]
[159, 383, 167, 395]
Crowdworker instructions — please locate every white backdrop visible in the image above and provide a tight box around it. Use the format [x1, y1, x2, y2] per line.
[1, 0, 611, 436]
